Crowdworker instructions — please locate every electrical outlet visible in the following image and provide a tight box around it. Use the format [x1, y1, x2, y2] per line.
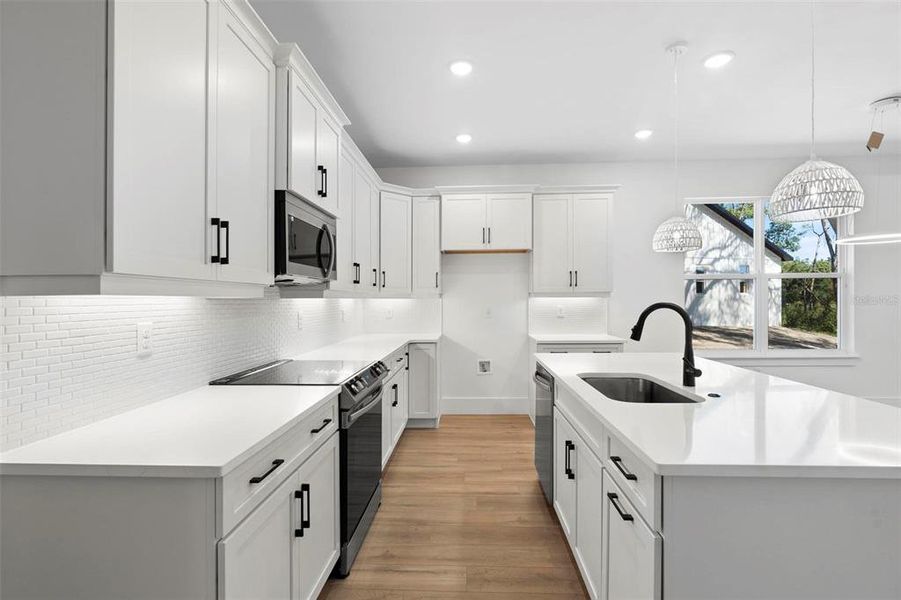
[136, 322, 153, 357]
[340, 309, 347, 323]
[385, 308, 393, 320]
[297, 312, 304, 330]
[477, 359, 492, 375]
[557, 305, 565, 319]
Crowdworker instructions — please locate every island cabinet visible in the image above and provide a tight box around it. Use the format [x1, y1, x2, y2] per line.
[532, 193, 612, 294]
[1, 0, 277, 296]
[0, 397, 341, 600]
[441, 193, 532, 252]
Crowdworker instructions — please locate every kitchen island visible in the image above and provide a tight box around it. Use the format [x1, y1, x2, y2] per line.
[536, 352, 901, 600]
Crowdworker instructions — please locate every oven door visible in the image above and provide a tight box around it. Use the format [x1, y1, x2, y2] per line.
[276, 192, 337, 283]
[340, 387, 383, 543]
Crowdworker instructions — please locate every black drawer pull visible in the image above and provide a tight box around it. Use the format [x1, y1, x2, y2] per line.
[607, 492, 634, 522]
[392, 383, 398, 407]
[610, 455, 638, 481]
[310, 418, 332, 434]
[564, 440, 575, 479]
[249, 459, 284, 484]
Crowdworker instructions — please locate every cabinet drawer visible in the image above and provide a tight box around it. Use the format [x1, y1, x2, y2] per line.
[605, 435, 661, 530]
[385, 346, 407, 376]
[219, 398, 338, 536]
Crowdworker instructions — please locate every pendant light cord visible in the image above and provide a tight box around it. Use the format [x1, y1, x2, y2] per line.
[673, 47, 680, 212]
[810, 0, 816, 160]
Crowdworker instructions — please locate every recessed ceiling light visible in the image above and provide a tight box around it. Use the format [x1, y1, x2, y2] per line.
[449, 61, 473, 77]
[634, 129, 653, 140]
[704, 51, 735, 69]
[456, 133, 472, 144]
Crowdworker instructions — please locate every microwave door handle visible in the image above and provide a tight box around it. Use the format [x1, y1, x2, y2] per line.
[322, 224, 335, 278]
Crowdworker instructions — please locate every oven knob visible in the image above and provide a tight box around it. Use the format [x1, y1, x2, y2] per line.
[369, 365, 380, 377]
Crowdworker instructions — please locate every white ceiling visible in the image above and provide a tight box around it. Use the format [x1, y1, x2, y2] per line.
[252, 0, 901, 168]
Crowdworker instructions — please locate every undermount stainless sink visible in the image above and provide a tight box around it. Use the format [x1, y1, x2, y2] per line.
[580, 376, 701, 404]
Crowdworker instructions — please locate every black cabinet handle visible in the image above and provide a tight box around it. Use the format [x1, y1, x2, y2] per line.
[211, 218, 221, 263]
[405, 352, 409, 371]
[372, 268, 377, 287]
[294, 483, 311, 536]
[310, 418, 332, 434]
[317, 165, 325, 197]
[574, 270, 578, 287]
[435, 272, 439, 288]
[607, 492, 634, 522]
[392, 383, 398, 407]
[482, 227, 486, 244]
[322, 167, 328, 197]
[220, 220, 230, 265]
[353, 262, 360, 284]
[249, 459, 284, 484]
[564, 440, 574, 479]
[381, 270, 386, 288]
[488, 227, 491, 244]
[569, 270, 573, 287]
[610, 456, 638, 481]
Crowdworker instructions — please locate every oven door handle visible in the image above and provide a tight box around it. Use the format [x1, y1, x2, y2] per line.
[345, 386, 383, 427]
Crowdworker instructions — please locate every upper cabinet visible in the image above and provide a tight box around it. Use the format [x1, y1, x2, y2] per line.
[1, 0, 278, 296]
[379, 192, 412, 294]
[532, 192, 613, 295]
[441, 193, 532, 252]
[334, 141, 379, 294]
[412, 196, 441, 294]
[274, 44, 349, 218]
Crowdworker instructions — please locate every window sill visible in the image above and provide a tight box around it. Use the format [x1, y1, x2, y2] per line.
[698, 351, 861, 367]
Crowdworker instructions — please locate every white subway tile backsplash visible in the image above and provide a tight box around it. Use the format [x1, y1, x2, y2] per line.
[0, 289, 367, 450]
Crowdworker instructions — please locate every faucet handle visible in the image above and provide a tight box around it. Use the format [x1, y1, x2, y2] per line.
[682, 357, 702, 377]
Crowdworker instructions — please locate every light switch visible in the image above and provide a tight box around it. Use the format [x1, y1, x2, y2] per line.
[557, 305, 565, 319]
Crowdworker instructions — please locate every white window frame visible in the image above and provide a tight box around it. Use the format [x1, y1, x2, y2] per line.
[684, 196, 857, 365]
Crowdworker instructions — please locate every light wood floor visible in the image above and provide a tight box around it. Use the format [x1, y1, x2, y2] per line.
[322, 415, 588, 600]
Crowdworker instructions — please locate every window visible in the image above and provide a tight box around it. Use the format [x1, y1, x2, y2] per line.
[684, 198, 850, 355]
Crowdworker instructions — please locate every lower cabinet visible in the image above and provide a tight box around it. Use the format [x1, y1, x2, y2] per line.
[390, 371, 409, 447]
[218, 431, 339, 600]
[408, 342, 439, 421]
[602, 471, 661, 600]
[554, 408, 661, 600]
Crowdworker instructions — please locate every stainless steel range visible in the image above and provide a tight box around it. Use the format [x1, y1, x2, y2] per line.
[210, 358, 389, 577]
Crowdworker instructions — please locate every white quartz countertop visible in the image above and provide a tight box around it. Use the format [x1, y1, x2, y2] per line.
[530, 333, 627, 344]
[0, 385, 339, 478]
[293, 332, 441, 362]
[537, 352, 901, 478]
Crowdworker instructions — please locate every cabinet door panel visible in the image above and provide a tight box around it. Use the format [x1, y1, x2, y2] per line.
[441, 195, 486, 251]
[412, 197, 441, 293]
[212, 5, 274, 285]
[408, 343, 438, 419]
[575, 444, 604, 600]
[288, 73, 318, 203]
[353, 170, 373, 288]
[532, 194, 573, 293]
[391, 372, 409, 446]
[295, 434, 340, 600]
[315, 114, 340, 216]
[218, 472, 294, 600]
[602, 472, 661, 600]
[111, 0, 213, 280]
[379, 192, 411, 293]
[486, 193, 532, 250]
[369, 188, 381, 290]
[572, 194, 611, 293]
[335, 153, 356, 289]
[382, 384, 393, 467]
[553, 409, 577, 544]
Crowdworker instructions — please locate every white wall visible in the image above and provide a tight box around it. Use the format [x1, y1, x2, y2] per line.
[379, 154, 901, 402]
[529, 297, 608, 334]
[440, 253, 531, 413]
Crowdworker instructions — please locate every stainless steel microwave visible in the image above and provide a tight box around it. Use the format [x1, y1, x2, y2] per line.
[275, 190, 337, 285]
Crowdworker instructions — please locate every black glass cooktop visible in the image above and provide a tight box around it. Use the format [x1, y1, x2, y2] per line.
[210, 359, 373, 386]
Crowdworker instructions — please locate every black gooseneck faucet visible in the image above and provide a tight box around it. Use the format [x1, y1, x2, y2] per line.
[630, 302, 702, 387]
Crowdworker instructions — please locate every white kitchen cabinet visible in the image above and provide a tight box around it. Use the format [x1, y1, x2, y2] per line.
[379, 191, 411, 294]
[219, 431, 339, 600]
[335, 151, 376, 291]
[553, 408, 578, 544]
[602, 471, 661, 600]
[275, 43, 349, 218]
[110, 0, 214, 282]
[369, 186, 381, 290]
[408, 343, 439, 421]
[412, 196, 441, 293]
[211, 1, 275, 286]
[575, 442, 605, 600]
[390, 372, 409, 448]
[294, 430, 340, 600]
[335, 153, 356, 289]
[382, 385, 393, 468]
[532, 193, 612, 294]
[441, 193, 532, 252]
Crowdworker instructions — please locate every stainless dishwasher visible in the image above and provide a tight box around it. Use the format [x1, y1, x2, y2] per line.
[533, 363, 555, 504]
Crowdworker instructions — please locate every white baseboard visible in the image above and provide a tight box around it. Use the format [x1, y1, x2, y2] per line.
[441, 396, 529, 414]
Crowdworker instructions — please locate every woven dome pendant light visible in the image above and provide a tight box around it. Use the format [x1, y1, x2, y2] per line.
[769, 1, 864, 222]
[653, 43, 703, 253]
